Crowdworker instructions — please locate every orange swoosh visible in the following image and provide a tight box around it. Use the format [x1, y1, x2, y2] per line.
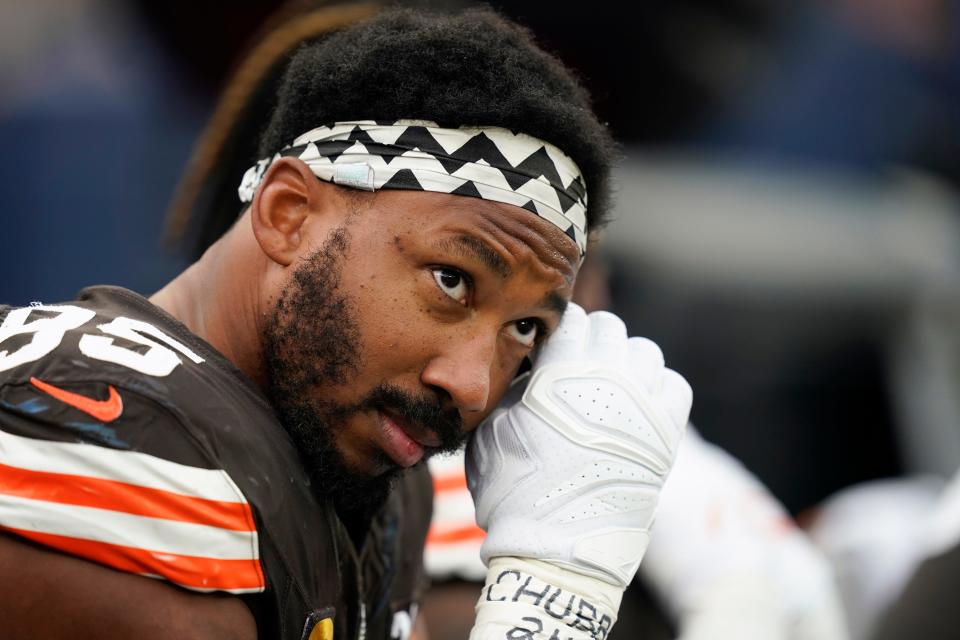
[30, 377, 123, 423]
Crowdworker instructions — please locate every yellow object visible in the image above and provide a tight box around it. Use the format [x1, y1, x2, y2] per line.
[308, 617, 334, 640]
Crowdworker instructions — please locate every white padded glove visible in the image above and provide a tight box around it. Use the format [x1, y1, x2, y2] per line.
[466, 303, 691, 589]
[641, 429, 849, 640]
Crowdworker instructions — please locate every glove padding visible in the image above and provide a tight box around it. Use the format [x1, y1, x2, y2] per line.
[466, 304, 691, 588]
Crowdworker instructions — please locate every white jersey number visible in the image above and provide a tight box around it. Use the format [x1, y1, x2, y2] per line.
[0, 304, 204, 376]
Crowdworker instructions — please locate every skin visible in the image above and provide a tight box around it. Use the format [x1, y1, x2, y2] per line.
[1, 156, 580, 638]
[155, 157, 579, 475]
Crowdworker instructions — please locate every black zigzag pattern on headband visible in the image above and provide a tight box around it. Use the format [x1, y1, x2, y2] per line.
[240, 121, 589, 256]
[362, 126, 575, 208]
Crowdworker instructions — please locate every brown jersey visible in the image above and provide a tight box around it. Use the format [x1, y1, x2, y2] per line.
[0, 286, 432, 639]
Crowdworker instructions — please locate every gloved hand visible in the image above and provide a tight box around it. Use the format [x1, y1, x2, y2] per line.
[640, 429, 850, 640]
[466, 303, 691, 588]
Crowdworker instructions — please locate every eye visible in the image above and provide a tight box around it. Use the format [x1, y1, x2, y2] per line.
[506, 318, 541, 347]
[432, 267, 470, 305]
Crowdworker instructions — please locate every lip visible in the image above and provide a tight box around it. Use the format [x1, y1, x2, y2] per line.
[383, 408, 442, 447]
[378, 410, 430, 468]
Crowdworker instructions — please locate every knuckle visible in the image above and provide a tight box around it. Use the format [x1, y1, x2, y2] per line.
[587, 310, 623, 325]
[628, 336, 664, 363]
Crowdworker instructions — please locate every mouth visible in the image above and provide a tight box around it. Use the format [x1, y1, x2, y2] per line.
[376, 409, 440, 468]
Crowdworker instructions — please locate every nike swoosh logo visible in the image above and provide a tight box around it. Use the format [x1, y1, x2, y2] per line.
[30, 377, 123, 423]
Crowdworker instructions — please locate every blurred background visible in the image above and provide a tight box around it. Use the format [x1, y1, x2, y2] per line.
[1, 1, 958, 632]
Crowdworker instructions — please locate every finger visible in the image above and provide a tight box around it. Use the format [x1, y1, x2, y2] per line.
[627, 336, 665, 394]
[586, 311, 628, 365]
[535, 302, 589, 368]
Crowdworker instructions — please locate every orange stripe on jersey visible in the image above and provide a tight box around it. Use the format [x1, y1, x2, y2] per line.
[2, 526, 265, 593]
[433, 473, 469, 494]
[427, 524, 486, 545]
[0, 462, 256, 532]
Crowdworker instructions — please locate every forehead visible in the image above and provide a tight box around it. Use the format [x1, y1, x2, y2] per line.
[360, 190, 581, 278]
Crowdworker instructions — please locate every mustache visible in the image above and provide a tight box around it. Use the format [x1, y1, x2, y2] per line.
[360, 383, 466, 453]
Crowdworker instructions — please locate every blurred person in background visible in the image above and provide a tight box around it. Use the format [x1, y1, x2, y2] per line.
[807, 467, 960, 640]
[865, 467, 960, 640]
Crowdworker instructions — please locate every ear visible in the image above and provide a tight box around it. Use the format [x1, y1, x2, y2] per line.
[249, 157, 348, 266]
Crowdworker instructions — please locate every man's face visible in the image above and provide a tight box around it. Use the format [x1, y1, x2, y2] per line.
[263, 189, 579, 506]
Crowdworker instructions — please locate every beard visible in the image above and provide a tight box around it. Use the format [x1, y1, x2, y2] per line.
[262, 225, 466, 515]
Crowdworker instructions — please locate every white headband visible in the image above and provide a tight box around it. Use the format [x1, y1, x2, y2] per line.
[238, 120, 588, 256]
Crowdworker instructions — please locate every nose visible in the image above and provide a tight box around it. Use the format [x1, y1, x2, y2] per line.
[420, 332, 495, 415]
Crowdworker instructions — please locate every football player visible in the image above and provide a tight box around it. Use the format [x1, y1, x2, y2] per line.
[0, 6, 691, 640]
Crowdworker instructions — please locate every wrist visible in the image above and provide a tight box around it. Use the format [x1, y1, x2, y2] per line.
[470, 556, 623, 640]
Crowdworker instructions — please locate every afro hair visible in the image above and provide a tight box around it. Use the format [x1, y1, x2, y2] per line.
[259, 7, 616, 230]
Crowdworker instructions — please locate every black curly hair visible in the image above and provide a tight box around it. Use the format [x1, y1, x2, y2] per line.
[167, 3, 615, 255]
[261, 7, 615, 229]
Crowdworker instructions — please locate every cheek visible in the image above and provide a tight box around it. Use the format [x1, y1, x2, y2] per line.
[348, 270, 434, 369]
[491, 364, 518, 400]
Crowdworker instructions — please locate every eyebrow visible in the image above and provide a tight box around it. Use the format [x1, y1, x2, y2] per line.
[541, 291, 568, 316]
[438, 234, 511, 279]
[438, 232, 569, 320]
